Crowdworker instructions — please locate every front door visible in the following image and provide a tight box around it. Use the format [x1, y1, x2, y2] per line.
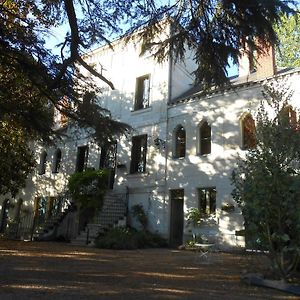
[169, 189, 184, 247]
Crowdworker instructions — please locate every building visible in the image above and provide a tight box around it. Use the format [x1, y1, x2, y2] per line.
[1, 25, 300, 248]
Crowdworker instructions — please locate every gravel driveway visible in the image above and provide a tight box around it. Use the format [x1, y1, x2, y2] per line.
[0, 240, 298, 299]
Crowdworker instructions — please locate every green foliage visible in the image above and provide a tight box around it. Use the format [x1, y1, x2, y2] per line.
[68, 168, 108, 211]
[131, 204, 148, 230]
[94, 226, 167, 250]
[275, 12, 300, 68]
[186, 208, 202, 227]
[232, 85, 300, 280]
[0, 119, 35, 197]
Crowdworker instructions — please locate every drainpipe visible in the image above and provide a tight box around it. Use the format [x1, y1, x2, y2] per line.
[164, 22, 173, 242]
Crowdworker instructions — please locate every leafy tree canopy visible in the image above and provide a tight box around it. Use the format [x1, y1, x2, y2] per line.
[0, 119, 36, 197]
[274, 12, 300, 68]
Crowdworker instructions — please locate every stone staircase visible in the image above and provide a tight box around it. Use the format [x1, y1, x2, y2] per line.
[71, 191, 127, 246]
[33, 201, 75, 241]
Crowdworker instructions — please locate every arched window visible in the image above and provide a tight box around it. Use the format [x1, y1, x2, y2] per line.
[241, 114, 256, 149]
[199, 121, 211, 155]
[174, 125, 186, 158]
[38, 151, 47, 175]
[279, 105, 297, 127]
[52, 149, 62, 173]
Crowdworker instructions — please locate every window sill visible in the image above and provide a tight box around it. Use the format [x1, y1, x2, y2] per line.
[131, 107, 152, 115]
[197, 153, 211, 157]
[172, 156, 185, 160]
[127, 172, 149, 178]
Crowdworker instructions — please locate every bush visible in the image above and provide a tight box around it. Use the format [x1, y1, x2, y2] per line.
[68, 168, 108, 211]
[95, 226, 167, 250]
[131, 204, 148, 230]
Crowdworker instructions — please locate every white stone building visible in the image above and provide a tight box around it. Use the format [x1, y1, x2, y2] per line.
[1, 25, 300, 248]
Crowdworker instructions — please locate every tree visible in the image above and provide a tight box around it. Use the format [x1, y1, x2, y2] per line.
[274, 12, 300, 68]
[232, 84, 300, 280]
[0, 119, 36, 197]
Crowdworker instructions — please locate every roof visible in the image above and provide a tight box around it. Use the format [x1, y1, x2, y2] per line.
[170, 67, 300, 105]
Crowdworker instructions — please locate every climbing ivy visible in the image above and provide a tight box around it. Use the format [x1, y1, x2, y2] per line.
[68, 168, 108, 211]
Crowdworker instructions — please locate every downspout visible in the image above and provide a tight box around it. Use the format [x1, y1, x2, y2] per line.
[165, 21, 173, 242]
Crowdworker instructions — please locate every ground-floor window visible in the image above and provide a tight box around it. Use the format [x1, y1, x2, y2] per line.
[198, 187, 216, 216]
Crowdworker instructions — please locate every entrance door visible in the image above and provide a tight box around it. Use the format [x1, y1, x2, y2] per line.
[169, 189, 184, 247]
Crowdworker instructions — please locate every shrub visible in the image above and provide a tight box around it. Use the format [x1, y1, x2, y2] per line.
[131, 204, 148, 230]
[95, 227, 167, 250]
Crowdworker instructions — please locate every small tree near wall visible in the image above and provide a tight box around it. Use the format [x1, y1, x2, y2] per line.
[232, 84, 300, 281]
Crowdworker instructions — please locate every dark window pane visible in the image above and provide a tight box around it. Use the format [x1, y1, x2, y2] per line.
[198, 187, 216, 216]
[130, 135, 147, 173]
[38, 151, 47, 175]
[134, 75, 150, 110]
[76, 146, 88, 172]
[175, 126, 186, 158]
[200, 121, 211, 155]
[242, 115, 256, 149]
[52, 149, 62, 173]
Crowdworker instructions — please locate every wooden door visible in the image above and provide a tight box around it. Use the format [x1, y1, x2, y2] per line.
[169, 189, 184, 247]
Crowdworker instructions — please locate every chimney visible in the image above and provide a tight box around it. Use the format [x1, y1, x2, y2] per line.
[238, 38, 276, 79]
[255, 39, 276, 79]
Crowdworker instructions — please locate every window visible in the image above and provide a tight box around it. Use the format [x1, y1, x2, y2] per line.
[134, 75, 150, 110]
[76, 146, 89, 172]
[99, 142, 117, 169]
[130, 135, 147, 173]
[241, 114, 256, 149]
[38, 151, 47, 175]
[199, 121, 211, 155]
[198, 187, 216, 216]
[279, 105, 297, 127]
[174, 125, 186, 158]
[52, 149, 62, 173]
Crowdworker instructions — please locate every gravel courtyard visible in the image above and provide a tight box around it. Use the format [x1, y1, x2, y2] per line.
[0, 240, 298, 300]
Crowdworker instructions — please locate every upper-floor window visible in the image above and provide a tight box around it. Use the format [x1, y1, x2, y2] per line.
[134, 75, 150, 110]
[76, 145, 89, 172]
[198, 187, 216, 216]
[130, 135, 147, 174]
[199, 121, 211, 155]
[241, 114, 256, 149]
[174, 125, 186, 158]
[52, 149, 62, 173]
[279, 105, 297, 127]
[38, 151, 47, 175]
